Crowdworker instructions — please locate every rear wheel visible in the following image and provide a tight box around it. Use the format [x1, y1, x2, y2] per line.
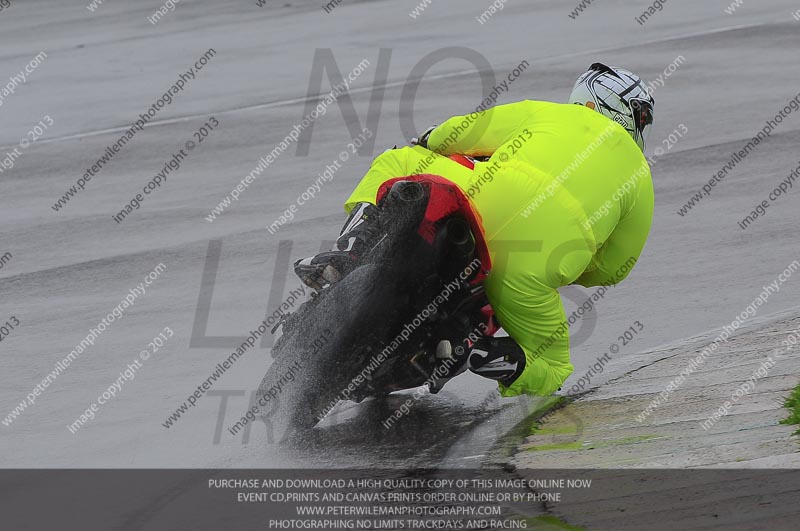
[256, 264, 400, 432]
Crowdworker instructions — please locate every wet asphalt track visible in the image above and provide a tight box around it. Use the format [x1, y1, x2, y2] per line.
[1, 0, 799, 468]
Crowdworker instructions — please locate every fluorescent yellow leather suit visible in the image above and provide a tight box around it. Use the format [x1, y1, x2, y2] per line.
[345, 100, 654, 396]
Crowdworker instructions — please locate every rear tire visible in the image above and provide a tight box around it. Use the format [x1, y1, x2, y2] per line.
[256, 264, 399, 432]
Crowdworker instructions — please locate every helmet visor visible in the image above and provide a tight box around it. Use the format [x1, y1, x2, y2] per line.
[629, 98, 654, 150]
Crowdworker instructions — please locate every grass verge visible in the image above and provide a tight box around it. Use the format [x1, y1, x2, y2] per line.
[780, 384, 800, 434]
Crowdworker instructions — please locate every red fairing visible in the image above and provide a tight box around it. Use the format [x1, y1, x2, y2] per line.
[375, 174, 492, 284]
[480, 304, 500, 337]
[447, 154, 476, 170]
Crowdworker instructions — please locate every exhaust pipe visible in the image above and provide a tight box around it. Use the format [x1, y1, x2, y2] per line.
[444, 217, 475, 258]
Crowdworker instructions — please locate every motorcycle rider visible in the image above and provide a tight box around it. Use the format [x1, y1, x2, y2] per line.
[295, 63, 655, 397]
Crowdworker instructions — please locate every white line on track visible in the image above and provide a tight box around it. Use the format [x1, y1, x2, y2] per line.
[0, 22, 771, 152]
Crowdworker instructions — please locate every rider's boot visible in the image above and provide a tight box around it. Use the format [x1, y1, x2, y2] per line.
[435, 336, 526, 387]
[466, 336, 527, 386]
[294, 202, 381, 290]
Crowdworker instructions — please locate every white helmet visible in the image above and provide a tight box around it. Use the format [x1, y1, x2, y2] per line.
[569, 62, 654, 152]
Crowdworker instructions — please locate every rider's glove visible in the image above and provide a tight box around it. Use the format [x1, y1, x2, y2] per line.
[411, 125, 437, 149]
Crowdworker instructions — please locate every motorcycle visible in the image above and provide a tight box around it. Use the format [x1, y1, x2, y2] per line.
[256, 173, 497, 431]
